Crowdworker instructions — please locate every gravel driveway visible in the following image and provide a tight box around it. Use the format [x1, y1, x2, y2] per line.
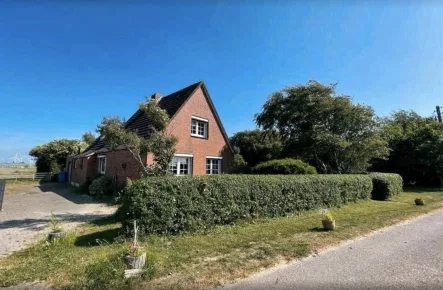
[0, 183, 115, 257]
[226, 209, 443, 290]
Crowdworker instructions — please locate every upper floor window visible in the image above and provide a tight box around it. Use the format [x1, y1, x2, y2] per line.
[191, 116, 208, 138]
[206, 157, 222, 174]
[169, 155, 193, 176]
[98, 156, 106, 175]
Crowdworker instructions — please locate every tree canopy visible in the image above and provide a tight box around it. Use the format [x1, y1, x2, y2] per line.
[82, 132, 96, 146]
[255, 81, 389, 173]
[229, 129, 282, 167]
[97, 97, 177, 176]
[29, 139, 85, 172]
[374, 110, 443, 185]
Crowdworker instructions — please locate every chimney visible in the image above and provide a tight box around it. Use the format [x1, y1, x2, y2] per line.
[150, 93, 163, 103]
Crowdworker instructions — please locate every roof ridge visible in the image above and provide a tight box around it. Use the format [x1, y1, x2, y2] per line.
[162, 80, 203, 99]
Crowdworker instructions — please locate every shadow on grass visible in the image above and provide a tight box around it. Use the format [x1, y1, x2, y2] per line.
[89, 214, 119, 226]
[403, 187, 443, 193]
[75, 228, 121, 247]
[309, 227, 329, 232]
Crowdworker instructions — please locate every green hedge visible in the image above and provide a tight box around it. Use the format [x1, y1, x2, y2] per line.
[118, 174, 373, 236]
[370, 173, 403, 200]
[253, 159, 317, 175]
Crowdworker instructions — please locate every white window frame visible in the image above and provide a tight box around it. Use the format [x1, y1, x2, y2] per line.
[169, 154, 193, 176]
[98, 156, 106, 175]
[206, 157, 222, 175]
[191, 116, 208, 138]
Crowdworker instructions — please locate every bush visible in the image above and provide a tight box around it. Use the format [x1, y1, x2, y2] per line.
[118, 174, 372, 236]
[88, 176, 114, 196]
[370, 173, 403, 200]
[253, 159, 317, 175]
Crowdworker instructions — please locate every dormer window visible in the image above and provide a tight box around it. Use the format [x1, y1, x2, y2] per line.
[191, 116, 208, 138]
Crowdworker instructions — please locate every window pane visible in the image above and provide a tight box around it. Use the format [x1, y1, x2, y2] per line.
[191, 120, 197, 134]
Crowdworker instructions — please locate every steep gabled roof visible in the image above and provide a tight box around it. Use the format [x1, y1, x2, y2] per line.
[77, 81, 232, 156]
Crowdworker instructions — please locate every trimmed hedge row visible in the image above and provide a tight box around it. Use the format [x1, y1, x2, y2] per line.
[253, 159, 317, 175]
[370, 173, 403, 200]
[118, 174, 373, 236]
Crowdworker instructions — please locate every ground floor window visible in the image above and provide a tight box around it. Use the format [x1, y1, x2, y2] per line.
[169, 156, 192, 176]
[98, 156, 106, 174]
[206, 158, 222, 174]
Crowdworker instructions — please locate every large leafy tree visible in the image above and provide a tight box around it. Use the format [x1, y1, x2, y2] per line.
[82, 131, 96, 146]
[255, 80, 389, 173]
[375, 110, 443, 185]
[229, 129, 282, 167]
[29, 139, 85, 172]
[97, 97, 177, 176]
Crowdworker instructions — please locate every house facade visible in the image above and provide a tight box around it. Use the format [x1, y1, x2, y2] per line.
[67, 81, 233, 187]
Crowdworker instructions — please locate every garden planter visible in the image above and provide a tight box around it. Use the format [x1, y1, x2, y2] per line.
[415, 198, 425, 206]
[322, 220, 336, 231]
[125, 253, 146, 269]
[48, 231, 66, 241]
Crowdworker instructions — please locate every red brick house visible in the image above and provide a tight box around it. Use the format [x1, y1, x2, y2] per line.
[67, 81, 233, 187]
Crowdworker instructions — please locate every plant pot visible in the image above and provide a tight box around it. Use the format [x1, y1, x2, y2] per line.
[48, 231, 66, 241]
[322, 220, 336, 231]
[125, 253, 146, 269]
[415, 198, 425, 206]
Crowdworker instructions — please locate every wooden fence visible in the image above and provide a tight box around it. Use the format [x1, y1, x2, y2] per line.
[0, 172, 53, 181]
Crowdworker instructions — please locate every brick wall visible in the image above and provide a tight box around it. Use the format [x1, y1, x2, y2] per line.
[70, 157, 88, 185]
[167, 86, 233, 174]
[104, 150, 146, 187]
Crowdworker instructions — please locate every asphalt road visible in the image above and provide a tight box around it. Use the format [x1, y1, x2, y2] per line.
[225, 210, 443, 290]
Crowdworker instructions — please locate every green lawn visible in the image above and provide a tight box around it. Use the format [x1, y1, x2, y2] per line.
[1, 188, 442, 290]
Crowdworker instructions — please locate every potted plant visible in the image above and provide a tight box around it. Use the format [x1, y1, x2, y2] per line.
[124, 220, 146, 270]
[320, 209, 336, 231]
[48, 213, 66, 241]
[415, 198, 425, 206]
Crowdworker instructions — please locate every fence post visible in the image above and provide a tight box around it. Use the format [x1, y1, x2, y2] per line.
[0, 179, 5, 211]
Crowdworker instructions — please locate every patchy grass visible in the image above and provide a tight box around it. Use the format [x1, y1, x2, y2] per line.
[3, 180, 42, 194]
[1, 189, 442, 290]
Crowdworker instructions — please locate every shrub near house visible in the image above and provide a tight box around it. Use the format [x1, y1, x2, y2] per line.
[118, 174, 373, 236]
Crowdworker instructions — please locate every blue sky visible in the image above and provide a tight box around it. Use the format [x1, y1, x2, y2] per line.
[1, 1, 442, 162]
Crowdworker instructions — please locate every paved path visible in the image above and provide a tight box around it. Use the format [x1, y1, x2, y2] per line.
[0, 183, 115, 257]
[226, 210, 443, 290]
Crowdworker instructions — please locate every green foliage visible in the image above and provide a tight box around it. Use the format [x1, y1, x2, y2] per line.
[230, 147, 251, 174]
[229, 129, 283, 167]
[97, 98, 177, 176]
[253, 159, 317, 175]
[30, 139, 86, 172]
[139, 97, 170, 131]
[370, 173, 403, 201]
[255, 80, 389, 174]
[89, 176, 114, 196]
[319, 208, 334, 221]
[118, 174, 373, 236]
[82, 131, 96, 146]
[375, 110, 443, 186]
[48, 213, 61, 233]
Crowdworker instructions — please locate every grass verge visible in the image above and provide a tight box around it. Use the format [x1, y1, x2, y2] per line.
[3, 180, 42, 194]
[1, 188, 442, 290]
